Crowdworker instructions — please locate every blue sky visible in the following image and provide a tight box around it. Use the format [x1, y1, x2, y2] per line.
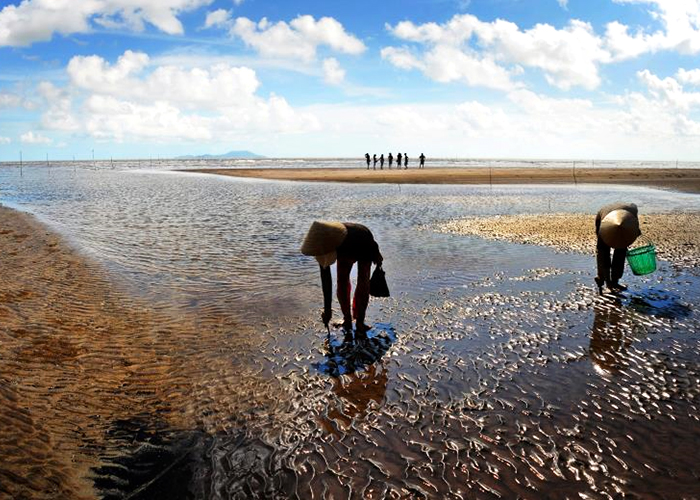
[1, 0, 700, 161]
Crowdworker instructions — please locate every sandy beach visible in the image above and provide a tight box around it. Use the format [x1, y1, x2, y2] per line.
[438, 212, 700, 267]
[186, 167, 700, 193]
[0, 206, 273, 499]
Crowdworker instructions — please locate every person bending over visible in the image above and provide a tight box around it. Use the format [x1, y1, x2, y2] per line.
[301, 221, 383, 336]
[595, 202, 641, 293]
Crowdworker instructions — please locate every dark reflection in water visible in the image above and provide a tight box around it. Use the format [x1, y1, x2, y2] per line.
[313, 323, 396, 377]
[92, 419, 209, 500]
[590, 297, 632, 374]
[590, 288, 694, 374]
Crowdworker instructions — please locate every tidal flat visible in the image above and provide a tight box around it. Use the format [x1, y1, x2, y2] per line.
[1, 163, 699, 498]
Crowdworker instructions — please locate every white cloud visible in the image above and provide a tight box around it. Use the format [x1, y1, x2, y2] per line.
[66, 51, 261, 109]
[0, 91, 22, 108]
[557, 0, 569, 7]
[20, 131, 52, 144]
[322, 58, 345, 85]
[637, 69, 700, 111]
[677, 67, 700, 86]
[605, 0, 700, 60]
[380, 47, 424, 70]
[37, 82, 80, 131]
[384, 15, 610, 90]
[0, 0, 213, 46]
[204, 9, 232, 29]
[0, 136, 11, 144]
[298, 71, 700, 159]
[84, 96, 212, 141]
[230, 15, 365, 63]
[37, 50, 320, 143]
[423, 45, 517, 90]
[0, 90, 35, 109]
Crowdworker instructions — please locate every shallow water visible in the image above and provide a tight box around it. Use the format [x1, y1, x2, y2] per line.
[1, 163, 700, 498]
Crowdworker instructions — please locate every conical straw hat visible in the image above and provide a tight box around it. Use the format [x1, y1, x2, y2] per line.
[301, 221, 347, 256]
[600, 209, 640, 249]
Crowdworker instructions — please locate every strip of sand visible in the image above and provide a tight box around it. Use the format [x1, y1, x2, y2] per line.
[0, 206, 273, 499]
[185, 167, 700, 194]
[437, 213, 700, 267]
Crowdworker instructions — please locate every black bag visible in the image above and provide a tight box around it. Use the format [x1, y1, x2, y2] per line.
[369, 266, 390, 297]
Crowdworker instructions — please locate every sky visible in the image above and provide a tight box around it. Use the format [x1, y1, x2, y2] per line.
[1, 0, 700, 161]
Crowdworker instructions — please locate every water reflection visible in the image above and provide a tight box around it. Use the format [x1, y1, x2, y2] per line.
[590, 297, 631, 374]
[319, 363, 389, 436]
[590, 287, 693, 375]
[313, 323, 396, 377]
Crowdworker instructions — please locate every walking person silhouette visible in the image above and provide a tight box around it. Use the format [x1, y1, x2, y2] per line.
[365, 153, 370, 169]
[388, 152, 393, 169]
[403, 153, 408, 169]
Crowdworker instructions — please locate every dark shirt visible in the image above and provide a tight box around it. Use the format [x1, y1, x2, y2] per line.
[337, 222, 380, 263]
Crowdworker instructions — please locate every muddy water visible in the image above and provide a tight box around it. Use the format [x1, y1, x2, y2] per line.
[1, 164, 700, 498]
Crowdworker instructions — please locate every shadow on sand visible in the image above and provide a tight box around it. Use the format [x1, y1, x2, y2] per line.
[624, 286, 693, 320]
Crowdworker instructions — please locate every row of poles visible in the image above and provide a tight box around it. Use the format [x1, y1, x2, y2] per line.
[13, 150, 169, 176]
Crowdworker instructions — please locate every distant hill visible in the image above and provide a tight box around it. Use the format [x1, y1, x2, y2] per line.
[176, 150, 265, 159]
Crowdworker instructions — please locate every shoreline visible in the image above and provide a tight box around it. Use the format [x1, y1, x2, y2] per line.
[0, 205, 265, 499]
[183, 167, 700, 194]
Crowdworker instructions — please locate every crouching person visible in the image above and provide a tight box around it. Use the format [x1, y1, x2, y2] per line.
[595, 203, 641, 293]
[301, 221, 383, 337]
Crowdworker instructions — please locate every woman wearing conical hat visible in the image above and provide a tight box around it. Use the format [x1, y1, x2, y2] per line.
[595, 202, 641, 293]
[301, 221, 383, 337]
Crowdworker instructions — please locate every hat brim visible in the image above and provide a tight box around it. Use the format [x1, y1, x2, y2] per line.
[600, 210, 640, 249]
[301, 221, 347, 256]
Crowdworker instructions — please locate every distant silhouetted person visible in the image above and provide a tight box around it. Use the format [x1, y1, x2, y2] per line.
[419, 153, 425, 169]
[379, 154, 384, 169]
[301, 221, 383, 337]
[372, 154, 377, 170]
[388, 152, 393, 169]
[595, 203, 641, 294]
[403, 153, 408, 169]
[396, 153, 402, 168]
[365, 153, 370, 169]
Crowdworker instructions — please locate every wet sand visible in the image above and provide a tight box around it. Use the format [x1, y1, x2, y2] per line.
[4, 193, 700, 498]
[0, 206, 275, 499]
[438, 212, 700, 267]
[187, 167, 700, 193]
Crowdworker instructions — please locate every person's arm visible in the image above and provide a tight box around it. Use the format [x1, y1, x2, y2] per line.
[373, 242, 383, 267]
[320, 265, 332, 326]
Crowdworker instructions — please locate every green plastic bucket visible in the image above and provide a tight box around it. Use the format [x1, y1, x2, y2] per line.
[626, 244, 656, 275]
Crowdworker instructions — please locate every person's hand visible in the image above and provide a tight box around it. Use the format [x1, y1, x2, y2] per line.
[321, 309, 332, 327]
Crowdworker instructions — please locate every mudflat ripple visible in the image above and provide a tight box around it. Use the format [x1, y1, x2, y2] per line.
[2, 167, 700, 498]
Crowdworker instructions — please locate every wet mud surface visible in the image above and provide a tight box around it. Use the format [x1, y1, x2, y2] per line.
[2, 168, 700, 498]
[68, 266, 700, 499]
[229, 266, 700, 499]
